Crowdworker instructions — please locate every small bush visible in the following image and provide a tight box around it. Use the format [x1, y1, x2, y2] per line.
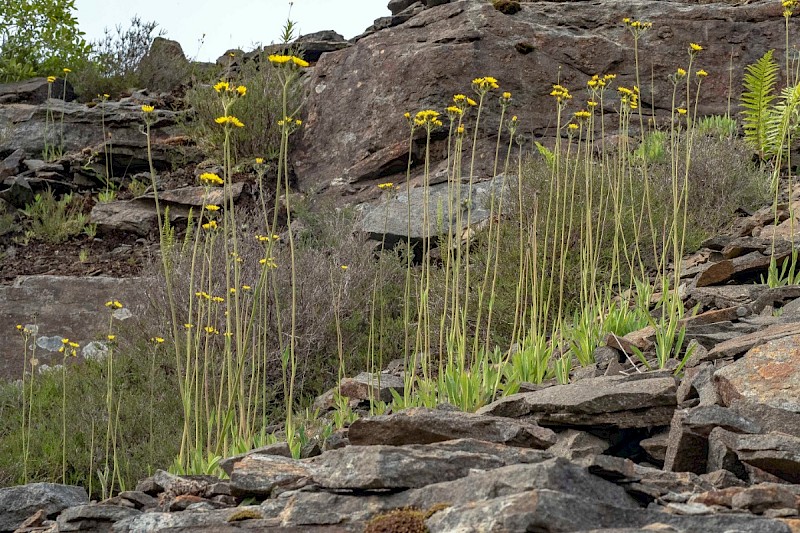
[183, 51, 303, 162]
[70, 17, 164, 100]
[0, 333, 182, 492]
[20, 190, 90, 244]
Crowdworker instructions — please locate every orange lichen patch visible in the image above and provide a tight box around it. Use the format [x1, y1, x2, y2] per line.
[758, 361, 795, 380]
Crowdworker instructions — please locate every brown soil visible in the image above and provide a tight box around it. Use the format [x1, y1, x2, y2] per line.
[0, 231, 152, 285]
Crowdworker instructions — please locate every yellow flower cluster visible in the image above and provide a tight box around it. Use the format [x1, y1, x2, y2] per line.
[574, 110, 591, 119]
[414, 109, 443, 127]
[277, 117, 303, 127]
[205, 204, 220, 211]
[204, 326, 219, 335]
[696, 69, 708, 77]
[16, 324, 33, 335]
[202, 220, 218, 230]
[268, 54, 309, 68]
[63, 68, 71, 74]
[676, 68, 687, 78]
[255, 233, 280, 242]
[784, 0, 799, 17]
[255, 157, 264, 164]
[260, 257, 278, 269]
[213, 81, 247, 96]
[150, 336, 165, 344]
[502, 91, 512, 100]
[622, 18, 653, 32]
[453, 94, 478, 107]
[550, 84, 572, 103]
[377, 182, 395, 190]
[200, 172, 224, 186]
[58, 338, 79, 356]
[587, 100, 598, 108]
[47, 76, 56, 83]
[446, 105, 463, 117]
[472, 76, 500, 93]
[215, 115, 245, 127]
[689, 42, 703, 52]
[457, 125, 465, 135]
[567, 123, 579, 131]
[587, 73, 616, 89]
[141, 105, 155, 113]
[105, 300, 123, 309]
[617, 86, 639, 110]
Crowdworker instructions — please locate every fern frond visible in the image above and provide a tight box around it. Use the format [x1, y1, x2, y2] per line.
[740, 49, 778, 158]
[764, 83, 800, 190]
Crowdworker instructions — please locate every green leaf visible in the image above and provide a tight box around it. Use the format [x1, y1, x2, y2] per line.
[740, 50, 778, 158]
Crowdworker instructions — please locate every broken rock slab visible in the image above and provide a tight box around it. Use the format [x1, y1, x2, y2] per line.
[347, 406, 556, 448]
[714, 334, 800, 413]
[477, 374, 677, 429]
[0, 483, 88, 532]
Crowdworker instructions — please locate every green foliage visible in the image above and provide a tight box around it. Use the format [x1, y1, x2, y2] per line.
[183, 52, 303, 162]
[0, 202, 14, 236]
[0, 338, 181, 493]
[696, 115, 738, 140]
[634, 130, 667, 164]
[0, 0, 91, 81]
[20, 190, 90, 244]
[741, 50, 779, 158]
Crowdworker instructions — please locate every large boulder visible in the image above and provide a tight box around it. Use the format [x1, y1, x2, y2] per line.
[0, 483, 88, 532]
[292, 0, 787, 199]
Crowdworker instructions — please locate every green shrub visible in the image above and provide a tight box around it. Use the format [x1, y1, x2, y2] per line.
[70, 17, 164, 100]
[20, 190, 90, 244]
[0, 334, 181, 492]
[183, 50, 303, 162]
[0, 0, 90, 81]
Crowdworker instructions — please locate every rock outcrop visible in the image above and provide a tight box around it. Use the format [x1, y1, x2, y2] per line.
[293, 0, 787, 199]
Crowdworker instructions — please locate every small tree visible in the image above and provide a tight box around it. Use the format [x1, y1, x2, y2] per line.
[0, 0, 91, 81]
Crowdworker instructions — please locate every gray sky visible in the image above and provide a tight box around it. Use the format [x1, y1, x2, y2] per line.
[74, 0, 390, 62]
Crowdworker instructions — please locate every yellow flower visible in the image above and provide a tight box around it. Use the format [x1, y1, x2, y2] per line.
[242, 285, 252, 291]
[457, 125, 465, 135]
[260, 257, 278, 268]
[268, 54, 309, 68]
[151, 337, 165, 344]
[62, 338, 70, 344]
[107, 335, 115, 341]
[574, 110, 591, 119]
[696, 69, 708, 77]
[213, 81, 230, 93]
[59, 346, 65, 353]
[16, 325, 22, 330]
[205, 204, 220, 211]
[141, 105, 155, 113]
[414, 109, 442, 128]
[204, 326, 218, 334]
[622, 17, 631, 23]
[341, 265, 349, 270]
[212, 296, 224, 303]
[550, 84, 572, 103]
[202, 220, 218, 230]
[567, 123, 579, 131]
[103, 93, 110, 98]
[292, 56, 310, 68]
[502, 91, 512, 100]
[199, 172, 224, 186]
[446, 105, 463, 117]
[377, 182, 395, 190]
[255, 157, 264, 164]
[295, 119, 302, 126]
[236, 85, 247, 96]
[689, 43, 703, 52]
[63, 68, 71, 73]
[511, 115, 517, 122]
[677, 108, 687, 115]
[587, 100, 598, 108]
[472, 76, 500, 92]
[69, 342, 79, 348]
[47, 76, 56, 83]
[105, 300, 123, 309]
[184, 323, 194, 329]
[229, 288, 236, 294]
[215, 115, 244, 127]
[676, 68, 687, 77]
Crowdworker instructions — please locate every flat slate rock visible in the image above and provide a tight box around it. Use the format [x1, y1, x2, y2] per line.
[347, 407, 556, 448]
[0, 483, 88, 532]
[715, 334, 800, 413]
[477, 375, 677, 428]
